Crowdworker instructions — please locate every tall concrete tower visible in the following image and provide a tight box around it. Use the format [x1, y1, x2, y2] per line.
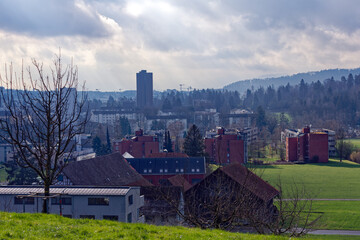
[136, 70, 153, 108]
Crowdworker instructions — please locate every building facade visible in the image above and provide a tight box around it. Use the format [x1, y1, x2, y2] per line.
[0, 186, 144, 223]
[113, 129, 160, 158]
[0, 143, 13, 163]
[282, 127, 335, 158]
[285, 126, 329, 163]
[126, 156, 206, 185]
[204, 127, 247, 164]
[136, 70, 153, 109]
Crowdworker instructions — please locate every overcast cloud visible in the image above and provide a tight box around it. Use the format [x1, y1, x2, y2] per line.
[0, 0, 359, 91]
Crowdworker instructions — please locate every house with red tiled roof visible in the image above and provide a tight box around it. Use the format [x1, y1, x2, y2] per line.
[167, 175, 192, 192]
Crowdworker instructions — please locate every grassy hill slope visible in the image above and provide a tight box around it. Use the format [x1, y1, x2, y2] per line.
[0, 212, 291, 240]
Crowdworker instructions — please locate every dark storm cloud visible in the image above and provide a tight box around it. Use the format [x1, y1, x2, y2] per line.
[0, 0, 112, 37]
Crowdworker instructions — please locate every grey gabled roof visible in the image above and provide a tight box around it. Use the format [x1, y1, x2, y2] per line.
[0, 186, 131, 196]
[62, 152, 153, 187]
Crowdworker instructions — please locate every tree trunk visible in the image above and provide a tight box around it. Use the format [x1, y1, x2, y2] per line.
[42, 183, 50, 213]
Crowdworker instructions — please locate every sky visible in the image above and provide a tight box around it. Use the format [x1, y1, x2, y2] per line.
[0, 0, 360, 91]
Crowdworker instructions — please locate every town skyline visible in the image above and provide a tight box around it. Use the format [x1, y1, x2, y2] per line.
[1, 1, 360, 91]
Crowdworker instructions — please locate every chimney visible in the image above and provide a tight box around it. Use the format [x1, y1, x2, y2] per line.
[135, 129, 144, 136]
[217, 127, 225, 135]
[302, 126, 310, 134]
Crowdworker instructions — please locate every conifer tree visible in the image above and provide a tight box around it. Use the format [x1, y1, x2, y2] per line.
[183, 124, 204, 157]
[164, 130, 173, 152]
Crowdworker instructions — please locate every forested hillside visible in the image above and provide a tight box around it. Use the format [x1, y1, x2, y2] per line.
[224, 68, 360, 95]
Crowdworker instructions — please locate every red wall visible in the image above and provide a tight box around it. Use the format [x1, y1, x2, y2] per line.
[113, 139, 159, 158]
[285, 131, 328, 163]
[205, 135, 245, 164]
[286, 137, 298, 162]
[309, 133, 328, 163]
[143, 174, 205, 185]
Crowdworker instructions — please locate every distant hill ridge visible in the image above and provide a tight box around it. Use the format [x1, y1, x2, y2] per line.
[223, 68, 360, 94]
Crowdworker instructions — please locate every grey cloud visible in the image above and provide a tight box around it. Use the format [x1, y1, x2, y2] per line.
[0, 0, 112, 37]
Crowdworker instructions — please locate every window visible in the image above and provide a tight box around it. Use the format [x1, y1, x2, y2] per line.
[128, 195, 133, 205]
[191, 169, 195, 172]
[80, 215, 95, 219]
[164, 169, 168, 173]
[127, 212, 132, 223]
[51, 197, 72, 205]
[180, 169, 184, 173]
[159, 169, 163, 173]
[196, 168, 200, 172]
[148, 169, 152, 173]
[63, 215, 72, 218]
[143, 169, 147, 173]
[14, 197, 34, 205]
[88, 198, 109, 205]
[103, 215, 118, 221]
[175, 169, 179, 173]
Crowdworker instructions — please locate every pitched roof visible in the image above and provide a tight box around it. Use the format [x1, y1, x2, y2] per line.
[187, 163, 279, 202]
[218, 163, 279, 202]
[0, 186, 131, 196]
[167, 175, 192, 192]
[127, 157, 206, 175]
[62, 152, 153, 187]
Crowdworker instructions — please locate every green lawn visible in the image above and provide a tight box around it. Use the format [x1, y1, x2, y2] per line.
[312, 201, 360, 230]
[254, 159, 360, 199]
[252, 160, 360, 231]
[348, 139, 360, 150]
[0, 212, 292, 240]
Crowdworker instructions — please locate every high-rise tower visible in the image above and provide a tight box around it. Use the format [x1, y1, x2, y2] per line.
[136, 70, 153, 108]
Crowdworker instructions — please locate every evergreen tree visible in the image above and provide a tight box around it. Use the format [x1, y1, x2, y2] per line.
[256, 106, 266, 128]
[164, 131, 173, 152]
[106, 127, 112, 154]
[5, 161, 39, 185]
[183, 124, 204, 157]
[92, 136, 108, 156]
[119, 117, 131, 137]
[162, 98, 172, 111]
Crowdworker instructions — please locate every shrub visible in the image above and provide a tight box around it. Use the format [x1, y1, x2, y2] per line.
[350, 152, 360, 163]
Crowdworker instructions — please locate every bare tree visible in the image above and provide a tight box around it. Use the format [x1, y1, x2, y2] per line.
[0, 53, 88, 213]
[151, 165, 277, 231]
[153, 165, 321, 237]
[249, 179, 322, 237]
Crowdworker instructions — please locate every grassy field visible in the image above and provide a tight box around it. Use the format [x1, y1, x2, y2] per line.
[255, 159, 360, 199]
[0, 212, 296, 240]
[348, 138, 360, 150]
[312, 201, 360, 230]
[1, 211, 359, 240]
[252, 160, 360, 231]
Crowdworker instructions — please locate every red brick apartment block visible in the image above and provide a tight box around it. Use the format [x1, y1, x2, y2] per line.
[113, 129, 159, 158]
[286, 127, 328, 163]
[205, 127, 246, 164]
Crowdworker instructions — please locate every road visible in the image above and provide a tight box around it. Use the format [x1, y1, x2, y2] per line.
[309, 229, 360, 236]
